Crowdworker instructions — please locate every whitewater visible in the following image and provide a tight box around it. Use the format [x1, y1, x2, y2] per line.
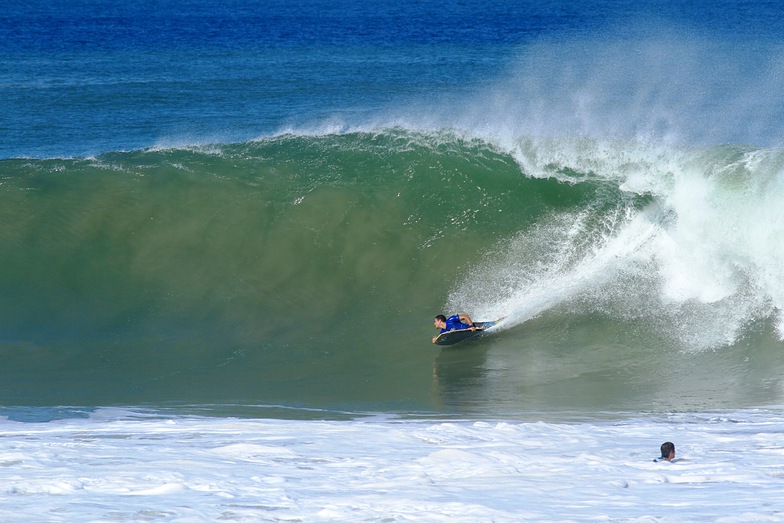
[3, 408, 784, 521]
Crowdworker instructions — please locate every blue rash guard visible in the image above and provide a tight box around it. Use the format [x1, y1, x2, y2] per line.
[441, 315, 472, 334]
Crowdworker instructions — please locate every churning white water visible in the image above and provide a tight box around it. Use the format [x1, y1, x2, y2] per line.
[2, 408, 784, 522]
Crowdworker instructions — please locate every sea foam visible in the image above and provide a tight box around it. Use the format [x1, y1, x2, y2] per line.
[1, 409, 784, 521]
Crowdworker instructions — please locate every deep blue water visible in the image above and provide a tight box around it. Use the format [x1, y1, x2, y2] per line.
[3, 0, 783, 158]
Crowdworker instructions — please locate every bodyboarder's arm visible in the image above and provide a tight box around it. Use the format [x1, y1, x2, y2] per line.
[458, 314, 477, 331]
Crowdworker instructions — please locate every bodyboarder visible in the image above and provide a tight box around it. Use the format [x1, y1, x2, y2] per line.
[432, 313, 476, 343]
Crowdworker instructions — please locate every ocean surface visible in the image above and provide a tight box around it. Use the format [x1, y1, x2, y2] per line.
[3, 0, 784, 520]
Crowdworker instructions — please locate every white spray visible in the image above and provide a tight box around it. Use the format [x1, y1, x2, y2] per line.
[449, 140, 784, 349]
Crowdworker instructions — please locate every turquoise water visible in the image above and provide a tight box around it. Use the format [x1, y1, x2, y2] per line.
[3, 0, 784, 418]
[3, 132, 784, 416]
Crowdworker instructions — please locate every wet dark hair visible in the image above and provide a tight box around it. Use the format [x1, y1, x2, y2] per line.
[660, 441, 675, 458]
[434, 315, 447, 322]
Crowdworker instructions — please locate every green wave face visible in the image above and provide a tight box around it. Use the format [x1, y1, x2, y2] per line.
[1, 130, 783, 415]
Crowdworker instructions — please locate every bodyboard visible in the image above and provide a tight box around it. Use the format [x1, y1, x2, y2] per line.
[433, 319, 500, 346]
